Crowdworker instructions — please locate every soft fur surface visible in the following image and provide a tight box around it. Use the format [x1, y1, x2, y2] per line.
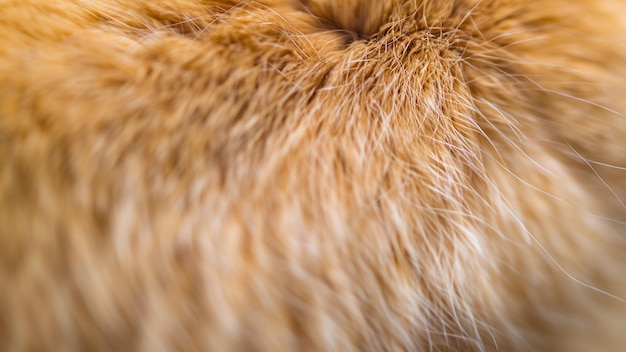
[1, 0, 626, 351]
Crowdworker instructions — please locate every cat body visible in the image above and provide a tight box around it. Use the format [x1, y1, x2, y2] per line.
[1, 0, 625, 350]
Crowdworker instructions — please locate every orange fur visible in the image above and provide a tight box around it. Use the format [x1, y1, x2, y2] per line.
[1, 0, 625, 350]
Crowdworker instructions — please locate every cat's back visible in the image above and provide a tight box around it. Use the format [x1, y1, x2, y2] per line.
[1, 1, 626, 351]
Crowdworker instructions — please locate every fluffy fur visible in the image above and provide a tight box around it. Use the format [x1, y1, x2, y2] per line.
[1, 0, 625, 351]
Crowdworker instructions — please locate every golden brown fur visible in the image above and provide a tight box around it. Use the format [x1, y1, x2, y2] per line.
[1, 0, 626, 350]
